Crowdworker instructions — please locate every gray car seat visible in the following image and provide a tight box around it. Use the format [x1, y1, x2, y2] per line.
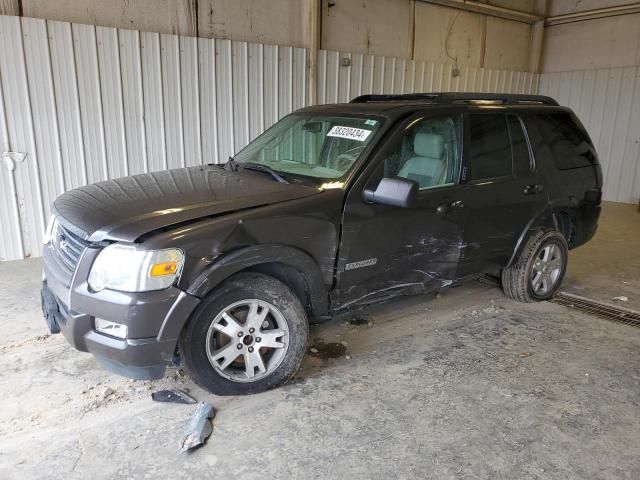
[398, 132, 446, 189]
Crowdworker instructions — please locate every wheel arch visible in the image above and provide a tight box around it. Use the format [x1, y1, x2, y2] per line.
[505, 205, 577, 269]
[187, 244, 331, 318]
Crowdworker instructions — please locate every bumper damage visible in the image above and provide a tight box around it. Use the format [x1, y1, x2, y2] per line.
[41, 276, 200, 381]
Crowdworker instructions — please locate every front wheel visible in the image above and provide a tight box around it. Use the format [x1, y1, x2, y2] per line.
[179, 273, 308, 395]
[502, 230, 568, 302]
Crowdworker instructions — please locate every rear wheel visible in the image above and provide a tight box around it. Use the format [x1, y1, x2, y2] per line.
[180, 273, 308, 395]
[502, 230, 568, 302]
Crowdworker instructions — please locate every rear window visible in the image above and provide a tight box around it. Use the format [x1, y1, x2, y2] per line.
[469, 114, 512, 180]
[527, 113, 596, 170]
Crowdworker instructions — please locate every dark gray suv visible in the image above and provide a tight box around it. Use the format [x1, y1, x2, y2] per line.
[41, 93, 602, 395]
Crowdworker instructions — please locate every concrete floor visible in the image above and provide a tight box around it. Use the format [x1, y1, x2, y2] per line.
[0, 202, 639, 480]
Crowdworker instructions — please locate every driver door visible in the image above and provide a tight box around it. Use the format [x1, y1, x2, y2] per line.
[334, 111, 468, 309]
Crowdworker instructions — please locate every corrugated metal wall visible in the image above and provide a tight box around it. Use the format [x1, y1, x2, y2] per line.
[0, 15, 307, 261]
[317, 50, 539, 104]
[0, 16, 540, 261]
[539, 67, 640, 204]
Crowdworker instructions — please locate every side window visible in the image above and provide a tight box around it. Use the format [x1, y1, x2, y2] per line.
[528, 113, 596, 170]
[383, 115, 462, 190]
[469, 114, 512, 180]
[507, 115, 534, 177]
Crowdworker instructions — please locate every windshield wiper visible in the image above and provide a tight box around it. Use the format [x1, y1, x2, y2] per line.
[242, 162, 289, 184]
[224, 156, 238, 172]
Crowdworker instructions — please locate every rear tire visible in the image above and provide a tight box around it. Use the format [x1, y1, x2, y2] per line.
[502, 230, 568, 303]
[179, 273, 308, 395]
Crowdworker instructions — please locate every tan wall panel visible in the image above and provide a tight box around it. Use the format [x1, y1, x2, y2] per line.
[198, 0, 308, 47]
[0, 0, 19, 15]
[542, 14, 640, 72]
[413, 3, 483, 67]
[321, 0, 413, 58]
[23, 0, 198, 35]
[484, 16, 532, 71]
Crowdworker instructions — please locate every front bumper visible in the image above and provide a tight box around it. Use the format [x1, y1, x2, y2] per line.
[42, 246, 200, 380]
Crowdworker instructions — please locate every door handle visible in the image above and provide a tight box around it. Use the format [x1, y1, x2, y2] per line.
[523, 184, 544, 195]
[436, 200, 464, 214]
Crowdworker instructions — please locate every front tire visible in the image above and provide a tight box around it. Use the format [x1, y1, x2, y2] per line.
[502, 230, 568, 303]
[179, 273, 308, 395]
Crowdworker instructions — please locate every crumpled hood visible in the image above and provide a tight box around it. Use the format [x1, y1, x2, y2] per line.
[53, 166, 321, 242]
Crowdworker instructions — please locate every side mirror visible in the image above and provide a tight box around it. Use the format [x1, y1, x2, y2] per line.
[363, 177, 418, 208]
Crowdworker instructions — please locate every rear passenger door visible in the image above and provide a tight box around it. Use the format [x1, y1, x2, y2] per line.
[454, 112, 548, 278]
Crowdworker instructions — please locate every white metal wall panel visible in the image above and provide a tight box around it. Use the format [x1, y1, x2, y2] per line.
[22, 18, 64, 220]
[141, 31, 167, 173]
[0, 15, 45, 260]
[539, 67, 640, 204]
[97, 26, 128, 179]
[119, 29, 147, 176]
[247, 42, 265, 142]
[215, 39, 234, 164]
[232, 41, 250, 153]
[0, 58, 22, 261]
[198, 36, 218, 165]
[48, 20, 87, 190]
[73, 23, 108, 184]
[180, 35, 201, 167]
[160, 33, 184, 170]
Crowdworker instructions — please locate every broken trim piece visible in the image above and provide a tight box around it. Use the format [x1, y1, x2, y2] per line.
[179, 402, 216, 453]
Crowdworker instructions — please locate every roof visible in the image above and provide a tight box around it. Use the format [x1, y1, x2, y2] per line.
[350, 92, 559, 106]
[295, 92, 567, 119]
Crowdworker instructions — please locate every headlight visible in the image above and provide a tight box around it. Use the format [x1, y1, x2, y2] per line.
[88, 244, 184, 293]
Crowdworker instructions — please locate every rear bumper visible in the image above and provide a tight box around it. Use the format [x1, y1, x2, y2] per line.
[573, 203, 601, 248]
[41, 246, 200, 380]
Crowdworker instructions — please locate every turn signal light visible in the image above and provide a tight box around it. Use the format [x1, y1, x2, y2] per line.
[149, 261, 178, 277]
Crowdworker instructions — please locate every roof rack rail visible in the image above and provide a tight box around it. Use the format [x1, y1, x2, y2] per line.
[350, 92, 559, 106]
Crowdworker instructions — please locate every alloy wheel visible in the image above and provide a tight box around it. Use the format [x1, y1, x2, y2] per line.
[205, 299, 289, 382]
[531, 243, 563, 295]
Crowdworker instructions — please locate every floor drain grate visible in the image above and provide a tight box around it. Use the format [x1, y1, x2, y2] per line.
[552, 292, 640, 328]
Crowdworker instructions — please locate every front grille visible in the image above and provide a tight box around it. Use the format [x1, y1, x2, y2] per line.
[51, 220, 89, 275]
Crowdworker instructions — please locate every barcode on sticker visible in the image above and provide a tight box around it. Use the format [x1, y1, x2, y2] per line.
[327, 126, 372, 142]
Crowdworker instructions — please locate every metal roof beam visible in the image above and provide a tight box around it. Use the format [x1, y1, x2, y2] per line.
[545, 3, 640, 26]
[417, 0, 542, 24]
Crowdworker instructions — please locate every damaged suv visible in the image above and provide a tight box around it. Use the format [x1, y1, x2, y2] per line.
[42, 93, 602, 395]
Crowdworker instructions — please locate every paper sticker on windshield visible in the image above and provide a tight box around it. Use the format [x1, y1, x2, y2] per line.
[327, 126, 372, 142]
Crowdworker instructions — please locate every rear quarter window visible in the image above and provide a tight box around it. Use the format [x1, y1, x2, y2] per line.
[527, 113, 597, 170]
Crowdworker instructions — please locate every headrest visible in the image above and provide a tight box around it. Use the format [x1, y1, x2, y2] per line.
[414, 132, 444, 159]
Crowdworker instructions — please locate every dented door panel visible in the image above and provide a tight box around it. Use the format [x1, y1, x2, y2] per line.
[335, 186, 466, 309]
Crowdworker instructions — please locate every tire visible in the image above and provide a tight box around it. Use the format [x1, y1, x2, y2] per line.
[502, 229, 568, 303]
[179, 272, 309, 395]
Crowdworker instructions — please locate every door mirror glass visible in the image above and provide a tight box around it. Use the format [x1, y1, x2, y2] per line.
[363, 177, 418, 208]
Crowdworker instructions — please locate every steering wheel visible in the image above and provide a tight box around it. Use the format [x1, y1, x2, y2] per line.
[332, 153, 357, 171]
[329, 145, 363, 171]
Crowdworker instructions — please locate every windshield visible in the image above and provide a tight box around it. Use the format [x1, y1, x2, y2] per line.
[233, 113, 383, 181]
